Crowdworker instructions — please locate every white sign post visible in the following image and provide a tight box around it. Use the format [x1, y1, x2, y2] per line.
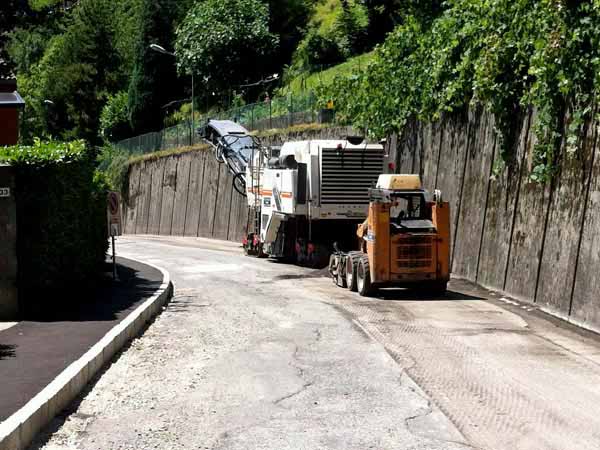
[0, 187, 10, 198]
[107, 192, 122, 280]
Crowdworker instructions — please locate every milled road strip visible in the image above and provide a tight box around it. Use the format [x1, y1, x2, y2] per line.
[0, 259, 172, 450]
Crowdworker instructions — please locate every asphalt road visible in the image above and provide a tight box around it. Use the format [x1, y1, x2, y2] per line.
[30, 236, 600, 450]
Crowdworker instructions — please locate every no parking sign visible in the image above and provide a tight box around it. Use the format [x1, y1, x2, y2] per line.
[107, 191, 122, 237]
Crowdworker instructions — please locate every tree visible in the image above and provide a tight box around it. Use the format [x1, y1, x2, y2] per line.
[127, 0, 182, 134]
[20, 0, 124, 143]
[266, 0, 312, 71]
[100, 92, 132, 141]
[175, 0, 279, 94]
[0, 0, 51, 75]
[334, 0, 369, 57]
[359, 0, 444, 46]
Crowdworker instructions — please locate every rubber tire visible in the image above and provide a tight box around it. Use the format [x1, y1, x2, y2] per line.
[337, 257, 348, 288]
[329, 254, 339, 285]
[345, 251, 362, 292]
[233, 172, 247, 197]
[357, 255, 375, 297]
[243, 235, 257, 256]
[256, 243, 268, 259]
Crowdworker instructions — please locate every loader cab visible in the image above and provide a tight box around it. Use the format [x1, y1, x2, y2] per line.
[372, 174, 437, 234]
[388, 191, 436, 233]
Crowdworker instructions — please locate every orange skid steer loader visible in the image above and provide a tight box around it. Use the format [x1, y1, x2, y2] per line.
[329, 175, 451, 297]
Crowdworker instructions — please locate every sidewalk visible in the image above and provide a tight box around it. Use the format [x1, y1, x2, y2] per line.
[0, 257, 164, 423]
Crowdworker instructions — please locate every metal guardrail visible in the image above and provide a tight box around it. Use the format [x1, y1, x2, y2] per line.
[114, 92, 320, 155]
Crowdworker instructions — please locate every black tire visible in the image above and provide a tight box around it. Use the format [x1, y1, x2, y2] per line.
[337, 257, 348, 288]
[345, 251, 362, 292]
[243, 235, 256, 256]
[357, 255, 375, 297]
[233, 172, 247, 197]
[329, 254, 339, 285]
[256, 243, 268, 258]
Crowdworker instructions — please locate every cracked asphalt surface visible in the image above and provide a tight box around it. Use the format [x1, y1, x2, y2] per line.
[30, 236, 600, 450]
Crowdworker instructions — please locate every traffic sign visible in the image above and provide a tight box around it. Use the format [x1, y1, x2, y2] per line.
[107, 191, 122, 237]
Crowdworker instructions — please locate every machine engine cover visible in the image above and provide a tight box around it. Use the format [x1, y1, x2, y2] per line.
[377, 174, 422, 190]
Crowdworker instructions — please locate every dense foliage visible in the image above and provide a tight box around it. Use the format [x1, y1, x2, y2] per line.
[100, 92, 132, 141]
[0, 0, 62, 76]
[175, 0, 279, 93]
[324, 0, 600, 181]
[5, 0, 334, 142]
[127, 0, 189, 136]
[10, 0, 138, 143]
[289, 0, 369, 73]
[0, 140, 108, 300]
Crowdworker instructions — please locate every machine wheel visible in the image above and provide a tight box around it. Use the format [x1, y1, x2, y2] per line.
[244, 235, 266, 258]
[336, 257, 348, 288]
[356, 255, 375, 297]
[345, 251, 362, 292]
[329, 254, 339, 285]
[233, 172, 247, 197]
[256, 243, 268, 258]
[243, 235, 257, 256]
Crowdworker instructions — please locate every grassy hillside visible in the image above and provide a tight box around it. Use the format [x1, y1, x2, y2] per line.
[281, 51, 373, 96]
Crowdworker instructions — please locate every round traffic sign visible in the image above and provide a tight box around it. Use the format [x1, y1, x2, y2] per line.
[108, 192, 119, 215]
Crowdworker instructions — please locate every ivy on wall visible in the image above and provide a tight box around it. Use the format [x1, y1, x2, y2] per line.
[322, 0, 600, 182]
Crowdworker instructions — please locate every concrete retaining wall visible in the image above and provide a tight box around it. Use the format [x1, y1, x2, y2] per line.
[124, 149, 256, 241]
[123, 119, 600, 332]
[389, 107, 600, 333]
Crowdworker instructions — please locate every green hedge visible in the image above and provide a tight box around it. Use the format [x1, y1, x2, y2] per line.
[0, 139, 108, 301]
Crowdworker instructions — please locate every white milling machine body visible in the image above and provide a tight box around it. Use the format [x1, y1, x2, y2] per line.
[245, 138, 386, 264]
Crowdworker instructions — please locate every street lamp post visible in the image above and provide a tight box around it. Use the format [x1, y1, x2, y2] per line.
[149, 44, 195, 144]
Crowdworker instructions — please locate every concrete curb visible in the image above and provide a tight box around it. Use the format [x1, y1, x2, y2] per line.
[0, 258, 173, 450]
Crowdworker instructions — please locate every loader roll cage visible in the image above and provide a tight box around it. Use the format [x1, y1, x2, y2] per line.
[369, 188, 435, 232]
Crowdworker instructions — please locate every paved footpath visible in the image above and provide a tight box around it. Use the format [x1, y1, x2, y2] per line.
[0, 258, 163, 423]
[31, 236, 600, 450]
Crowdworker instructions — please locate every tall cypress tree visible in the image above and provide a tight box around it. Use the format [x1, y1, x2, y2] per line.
[127, 0, 181, 134]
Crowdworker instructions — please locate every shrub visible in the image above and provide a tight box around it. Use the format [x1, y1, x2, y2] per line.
[100, 91, 132, 142]
[0, 139, 108, 303]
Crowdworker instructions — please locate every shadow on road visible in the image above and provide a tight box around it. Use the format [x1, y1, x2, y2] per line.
[0, 344, 16, 361]
[373, 288, 483, 302]
[21, 262, 161, 322]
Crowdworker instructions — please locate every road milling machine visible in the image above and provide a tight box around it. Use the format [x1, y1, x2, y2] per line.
[328, 174, 451, 296]
[243, 137, 387, 266]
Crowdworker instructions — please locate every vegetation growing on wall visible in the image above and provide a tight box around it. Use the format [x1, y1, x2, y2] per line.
[324, 0, 600, 181]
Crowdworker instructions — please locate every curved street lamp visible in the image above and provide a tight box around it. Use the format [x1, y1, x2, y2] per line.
[149, 44, 175, 57]
[238, 73, 280, 89]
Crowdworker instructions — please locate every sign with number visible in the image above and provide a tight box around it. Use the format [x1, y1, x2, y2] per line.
[0, 187, 10, 198]
[107, 191, 122, 236]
